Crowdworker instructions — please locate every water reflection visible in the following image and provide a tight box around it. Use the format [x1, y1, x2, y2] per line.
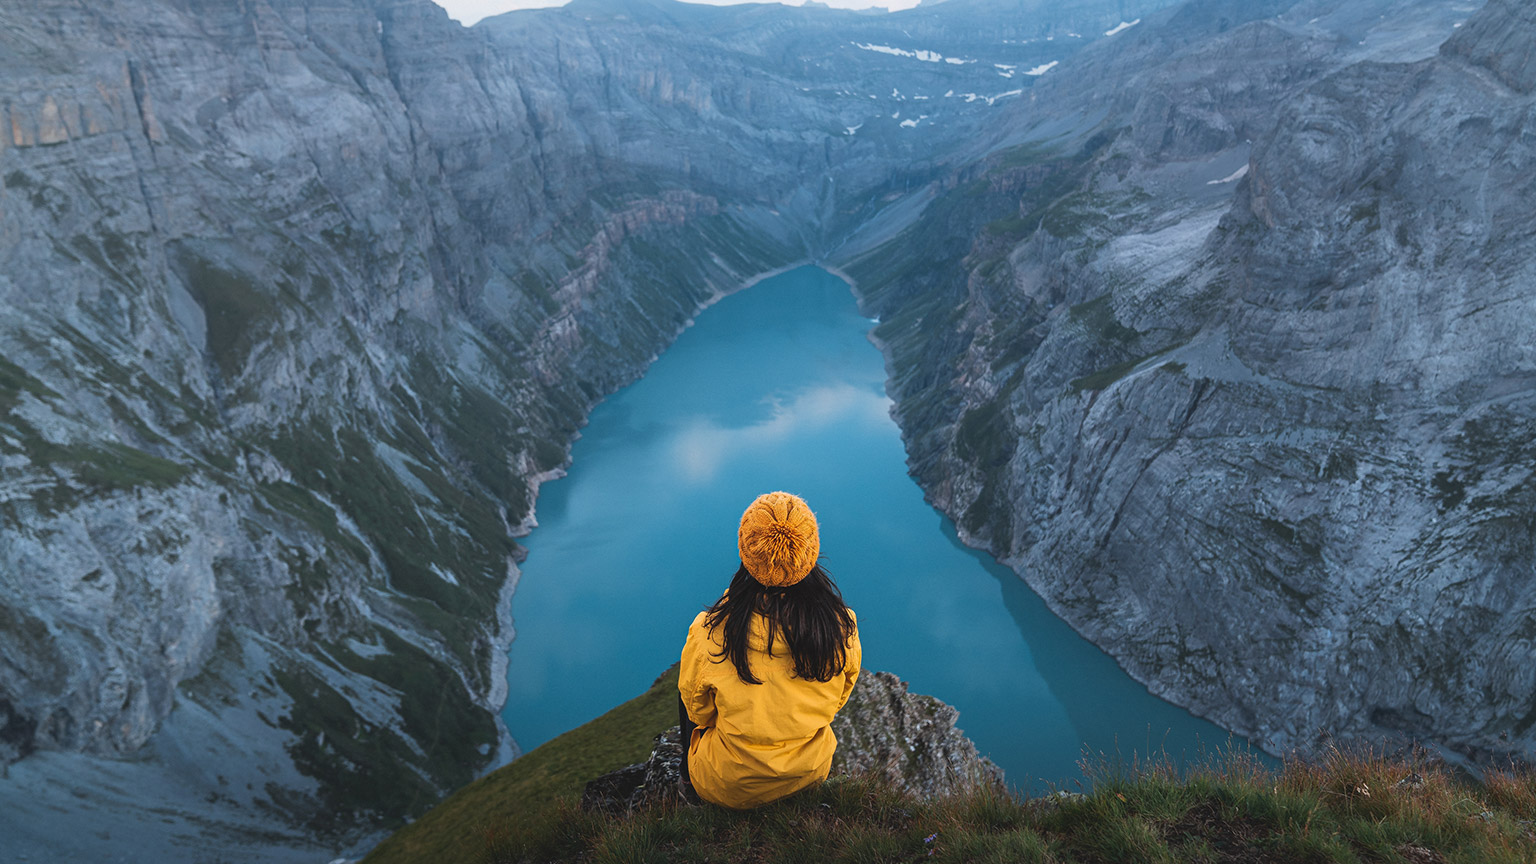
[670, 384, 891, 483]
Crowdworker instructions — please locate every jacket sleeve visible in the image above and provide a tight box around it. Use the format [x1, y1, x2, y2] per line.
[678, 611, 719, 729]
[835, 612, 861, 713]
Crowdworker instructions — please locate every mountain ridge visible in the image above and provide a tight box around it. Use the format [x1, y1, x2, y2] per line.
[4, 0, 1531, 859]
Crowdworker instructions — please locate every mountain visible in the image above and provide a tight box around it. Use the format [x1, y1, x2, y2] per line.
[3, 0, 1529, 859]
[0, 0, 1181, 858]
[839, 0, 1533, 770]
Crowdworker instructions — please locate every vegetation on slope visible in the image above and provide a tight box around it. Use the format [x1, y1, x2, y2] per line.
[471, 749, 1536, 864]
[363, 667, 683, 864]
[365, 668, 1536, 864]
[487, 751, 1536, 864]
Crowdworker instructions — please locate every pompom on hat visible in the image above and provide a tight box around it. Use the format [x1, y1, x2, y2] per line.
[738, 491, 820, 587]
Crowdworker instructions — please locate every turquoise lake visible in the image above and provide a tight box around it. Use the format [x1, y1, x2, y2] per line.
[501, 265, 1248, 790]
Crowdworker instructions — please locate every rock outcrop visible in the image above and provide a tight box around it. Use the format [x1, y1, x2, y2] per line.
[831, 671, 1005, 797]
[580, 725, 692, 813]
[581, 670, 1001, 812]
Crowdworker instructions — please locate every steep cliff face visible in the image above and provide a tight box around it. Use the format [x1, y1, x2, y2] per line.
[842, 0, 1536, 768]
[0, 0, 781, 850]
[0, 0, 1186, 857]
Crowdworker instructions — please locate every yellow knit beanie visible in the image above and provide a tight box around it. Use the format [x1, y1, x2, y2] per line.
[738, 491, 820, 587]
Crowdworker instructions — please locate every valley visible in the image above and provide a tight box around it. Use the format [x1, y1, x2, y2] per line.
[0, 0, 1530, 858]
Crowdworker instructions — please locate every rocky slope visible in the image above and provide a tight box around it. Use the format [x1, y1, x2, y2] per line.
[838, 0, 1535, 770]
[0, 0, 1183, 858]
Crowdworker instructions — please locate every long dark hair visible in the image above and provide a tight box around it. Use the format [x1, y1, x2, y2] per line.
[705, 563, 855, 685]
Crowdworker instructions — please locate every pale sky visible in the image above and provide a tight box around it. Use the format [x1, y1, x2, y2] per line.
[432, 0, 921, 27]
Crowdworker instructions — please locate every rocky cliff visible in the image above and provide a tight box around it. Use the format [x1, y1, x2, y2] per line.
[0, 0, 1183, 858]
[7, 0, 1525, 859]
[839, 0, 1535, 771]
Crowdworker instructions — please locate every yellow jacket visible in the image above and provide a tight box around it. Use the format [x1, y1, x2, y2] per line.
[678, 607, 861, 809]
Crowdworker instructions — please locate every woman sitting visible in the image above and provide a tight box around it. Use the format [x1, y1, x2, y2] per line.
[678, 491, 862, 809]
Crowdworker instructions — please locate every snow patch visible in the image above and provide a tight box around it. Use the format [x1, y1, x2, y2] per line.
[430, 563, 460, 586]
[1207, 164, 1250, 185]
[1024, 61, 1059, 76]
[1104, 19, 1140, 37]
[345, 638, 391, 658]
[951, 90, 1019, 105]
[900, 119, 919, 128]
[851, 42, 973, 65]
[845, 123, 863, 135]
[853, 42, 932, 60]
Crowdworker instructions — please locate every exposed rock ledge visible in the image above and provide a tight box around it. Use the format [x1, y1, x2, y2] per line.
[582, 671, 1002, 811]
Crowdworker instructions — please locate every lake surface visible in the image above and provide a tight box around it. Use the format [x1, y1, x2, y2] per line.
[502, 265, 1250, 790]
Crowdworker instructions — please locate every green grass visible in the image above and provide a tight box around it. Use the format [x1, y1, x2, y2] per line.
[1070, 354, 1151, 392]
[484, 748, 1536, 864]
[984, 216, 1032, 238]
[8, 436, 195, 517]
[271, 661, 440, 835]
[365, 669, 1536, 864]
[362, 665, 683, 864]
[67, 442, 192, 491]
[0, 355, 59, 413]
[175, 250, 278, 380]
[1068, 294, 1141, 346]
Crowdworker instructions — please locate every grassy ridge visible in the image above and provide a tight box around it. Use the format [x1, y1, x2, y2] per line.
[362, 666, 681, 864]
[365, 666, 1535, 864]
[483, 748, 1536, 864]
